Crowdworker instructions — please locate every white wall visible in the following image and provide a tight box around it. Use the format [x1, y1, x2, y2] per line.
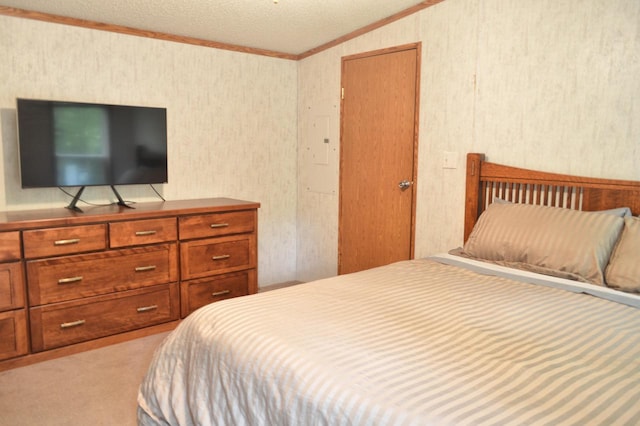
[296, 0, 640, 281]
[0, 15, 299, 287]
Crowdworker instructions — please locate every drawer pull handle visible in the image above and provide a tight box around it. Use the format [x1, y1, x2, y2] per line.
[135, 230, 157, 236]
[58, 276, 84, 284]
[210, 223, 229, 229]
[212, 255, 231, 261]
[54, 238, 80, 246]
[60, 319, 86, 329]
[135, 265, 157, 272]
[137, 305, 158, 313]
[211, 290, 231, 297]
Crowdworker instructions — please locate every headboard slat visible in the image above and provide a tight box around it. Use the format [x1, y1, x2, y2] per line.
[464, 153, 640, 242]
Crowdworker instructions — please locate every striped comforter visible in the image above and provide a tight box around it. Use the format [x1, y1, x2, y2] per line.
[138, 256, 640, 425]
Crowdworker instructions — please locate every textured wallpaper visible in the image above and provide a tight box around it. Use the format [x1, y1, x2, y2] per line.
[0, 15, 298, 286]
[297, 0, 640, 281]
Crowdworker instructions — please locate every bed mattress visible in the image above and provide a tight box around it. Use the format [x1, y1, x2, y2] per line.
[138, 255, 640, 425]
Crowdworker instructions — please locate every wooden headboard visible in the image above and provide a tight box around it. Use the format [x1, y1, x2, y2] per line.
[464, 153, 640, 242]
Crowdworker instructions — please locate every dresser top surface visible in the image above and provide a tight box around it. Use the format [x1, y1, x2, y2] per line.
[0, 198, 260, 231]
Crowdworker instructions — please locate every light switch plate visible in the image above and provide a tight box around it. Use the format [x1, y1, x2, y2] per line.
[443, 151, 458, 169]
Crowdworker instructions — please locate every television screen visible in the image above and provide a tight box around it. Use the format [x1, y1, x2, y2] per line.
[17, 99, 168, 188]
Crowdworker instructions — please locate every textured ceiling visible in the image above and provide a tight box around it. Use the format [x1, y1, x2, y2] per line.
[0, 0, 432, 55]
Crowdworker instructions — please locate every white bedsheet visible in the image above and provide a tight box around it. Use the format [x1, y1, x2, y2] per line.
[138, 256, 640, 425]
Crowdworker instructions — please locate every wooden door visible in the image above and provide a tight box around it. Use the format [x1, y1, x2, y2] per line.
[338, 44, 420, 275]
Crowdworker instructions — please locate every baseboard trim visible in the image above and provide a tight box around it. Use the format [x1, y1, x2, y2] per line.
[259, 281, 304, 292]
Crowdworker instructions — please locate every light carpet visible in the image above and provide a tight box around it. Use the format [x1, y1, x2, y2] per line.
[0, 331, 169, 426]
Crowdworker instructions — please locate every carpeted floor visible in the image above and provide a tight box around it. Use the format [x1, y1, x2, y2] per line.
[0, 331, 169, 426]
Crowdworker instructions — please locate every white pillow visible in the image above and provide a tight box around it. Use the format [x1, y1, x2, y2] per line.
[462, 203, 625, 285]
[491, 198, 631, 217]
[605, 216, 640, 292]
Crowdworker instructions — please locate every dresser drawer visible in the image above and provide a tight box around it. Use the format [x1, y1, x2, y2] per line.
[180, 270, 253, 317]
[0, 232, 21, 262]
[23, 224, 107, 259]
[179, 210, 255, 240]
[180, 235, 256, 280]
[109, 217, 177, 248]
[27, 243, 178, 306]
[0, 309, 29, 361]
[0, 262, 24, 312]
[30, 283, 179, 352]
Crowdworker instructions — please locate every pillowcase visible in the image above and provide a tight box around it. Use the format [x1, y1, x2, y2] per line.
[491, 198, 631, 217]
[462, 202, 624, 285]
[594, 207, 632, 217]
[605, 216, 640, 292]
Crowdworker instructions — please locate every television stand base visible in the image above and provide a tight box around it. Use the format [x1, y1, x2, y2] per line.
[66, 186, 86, 212]
[111, 185, 135, 209]
[64, 186, 135, 212]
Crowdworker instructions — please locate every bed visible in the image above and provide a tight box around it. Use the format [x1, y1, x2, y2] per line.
[138, 153, 640, 425]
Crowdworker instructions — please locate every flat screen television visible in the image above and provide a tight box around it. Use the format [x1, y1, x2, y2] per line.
[17, 98, 168, 188]
[17, 98, 168, 210]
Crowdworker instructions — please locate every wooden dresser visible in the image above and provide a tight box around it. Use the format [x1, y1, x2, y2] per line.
[0, 198, 259, 370]
[0, 231, 28, 361]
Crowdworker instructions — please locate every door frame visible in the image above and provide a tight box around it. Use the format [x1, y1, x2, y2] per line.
[338, 42, 422, 273]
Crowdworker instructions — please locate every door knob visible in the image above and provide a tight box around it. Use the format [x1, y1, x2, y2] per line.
[398, 180, 413, 190]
